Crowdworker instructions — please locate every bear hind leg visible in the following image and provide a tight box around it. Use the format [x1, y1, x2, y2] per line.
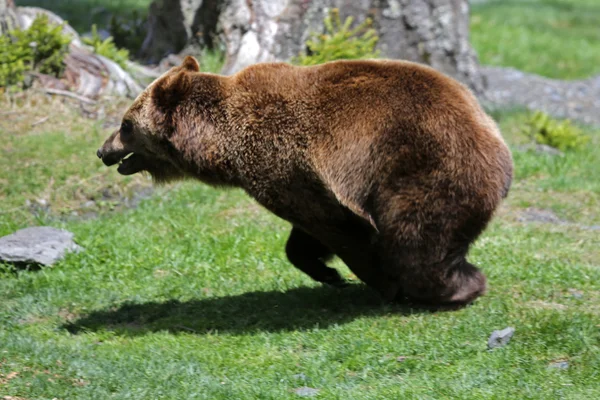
[401, 257, 487, 307]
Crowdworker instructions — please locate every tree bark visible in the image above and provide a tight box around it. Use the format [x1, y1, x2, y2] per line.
[140, 0, 485, 94]
[0, 0, 18, 34]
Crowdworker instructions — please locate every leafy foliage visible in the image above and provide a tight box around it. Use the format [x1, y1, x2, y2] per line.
[295, 8, 379, 66]
[83, 25, 130, 70]
[0, 36, 29, 88]
[522, 111, 590, 151]
[0, 15, 71, 88]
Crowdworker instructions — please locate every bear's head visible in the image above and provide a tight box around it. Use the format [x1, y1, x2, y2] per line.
[96, 56, 220, 183]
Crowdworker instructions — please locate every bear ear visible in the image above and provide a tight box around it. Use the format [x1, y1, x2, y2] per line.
[181, 56, 200, 72]
[151, 71, 191, 114]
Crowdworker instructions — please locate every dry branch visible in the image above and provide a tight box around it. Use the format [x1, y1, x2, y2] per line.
[43, 88, 96, 104]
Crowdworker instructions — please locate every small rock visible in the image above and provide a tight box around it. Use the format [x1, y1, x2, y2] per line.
[294, 387, 320, 397]
[396, 356, 407, 362]
[293, 373, 308, 381]
[0, 227, 82, 266]
[517, 208, 565, 224]
[534, 144, 564, 156]
[488, 327, 515, 349]
[568, 289, 584, 299]
[515, 144, 564, 157]
[549, 361, 569, 370]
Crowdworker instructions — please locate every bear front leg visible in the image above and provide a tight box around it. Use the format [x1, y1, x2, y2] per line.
[285, 227, 348, 287]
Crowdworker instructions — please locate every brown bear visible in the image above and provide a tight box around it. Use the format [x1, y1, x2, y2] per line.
[97, 56, 512, 307]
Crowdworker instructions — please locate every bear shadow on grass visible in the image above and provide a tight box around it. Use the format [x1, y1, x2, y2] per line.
[64, 284, 434, 336]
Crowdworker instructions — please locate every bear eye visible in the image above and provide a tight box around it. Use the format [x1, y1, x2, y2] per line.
[120, 120, 134, 140]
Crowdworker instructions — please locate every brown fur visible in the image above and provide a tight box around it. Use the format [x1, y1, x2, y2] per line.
[98, 56, 513, 307]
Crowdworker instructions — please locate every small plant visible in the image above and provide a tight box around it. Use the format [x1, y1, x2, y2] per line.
[11, 15, 71, 77]
[0, 15, 71, 88]
[295, 8, 379, 66]
[198, 49, 226, 74]
[522, 111, 590, 151]
[0, 35, 29, 88]
[83, 25, 130, 70]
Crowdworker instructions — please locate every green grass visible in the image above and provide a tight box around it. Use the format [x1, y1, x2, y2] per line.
[1, 97, 599, 398]
[1, 1, 599, 398]
[18, 0, 152, 34]
[471, 0, 600, 79]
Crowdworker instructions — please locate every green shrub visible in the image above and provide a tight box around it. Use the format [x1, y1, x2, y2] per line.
[522, 111, 590, 151]
[0, 15, 71, 88]
[0, 35, 30, 88]
[295, 8, 379, 66]
[83, 25, 130, 70]
[11, 15, 71, 77]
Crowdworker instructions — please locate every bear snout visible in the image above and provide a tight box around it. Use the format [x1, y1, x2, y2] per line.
[97, 147, 131, 167]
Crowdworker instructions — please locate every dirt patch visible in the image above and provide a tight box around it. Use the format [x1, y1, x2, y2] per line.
[517, 208, 567, 224]
[216, 201, 265, 220]
[527, 300, 568, 311]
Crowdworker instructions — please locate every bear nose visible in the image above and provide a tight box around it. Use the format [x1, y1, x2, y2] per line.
[96, 149, 103, 159]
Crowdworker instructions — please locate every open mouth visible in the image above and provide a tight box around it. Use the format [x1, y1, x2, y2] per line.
[100, 150, 146, 175]
[117, 153, 146, 175]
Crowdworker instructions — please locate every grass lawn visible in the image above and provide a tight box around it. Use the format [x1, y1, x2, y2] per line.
[471, 0, 600, 79]
[1, 1, 599, 399]
[1, 100, 599, 399]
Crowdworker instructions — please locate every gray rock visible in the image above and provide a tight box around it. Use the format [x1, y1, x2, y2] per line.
[293, 373, 308, 381]
[549, 361, 569, 370]
[0, 227, 82, 266]
[517, 208, 566, 224]
[568, 289, 584, 299]
[488, 327, 515, 349]
[483, 66, 600, 126]
[294, 387, 320, 397]
[533, 144, 564, 156]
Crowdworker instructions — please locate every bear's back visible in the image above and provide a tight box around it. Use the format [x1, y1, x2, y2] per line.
[225, 60, 511, 206]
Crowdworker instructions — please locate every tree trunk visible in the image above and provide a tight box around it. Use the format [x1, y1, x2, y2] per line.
[140, 0, 485, 94]
[0, 0, 18, 34]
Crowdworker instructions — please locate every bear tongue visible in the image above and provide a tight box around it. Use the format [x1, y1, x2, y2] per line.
[117, 154, 145, 175]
